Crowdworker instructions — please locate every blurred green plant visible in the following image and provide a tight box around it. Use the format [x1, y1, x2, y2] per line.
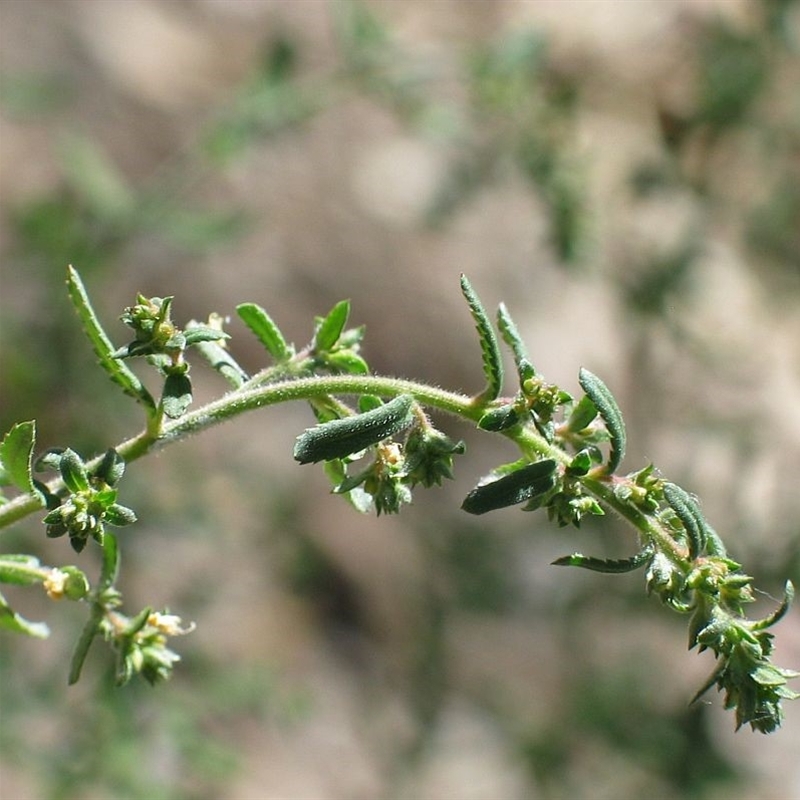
[0, 268, 796, 734]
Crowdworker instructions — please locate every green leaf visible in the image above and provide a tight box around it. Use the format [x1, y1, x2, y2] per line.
[752, 581, 795, 631]
[68, 607, 102, 685]
[99, 532, 120, 591]
[462, 459, 557, 515]
[663, 482, 706, 559]
[193, 338, 249, 388]
[323, 460, 373, 513]
[325, 350, 369, 375]
[315, 300, 350, 353]
[578, 368, 626, 473]
[566, 395, 598, 432]
[93, 449, 126, 487]
[59, 448, 89, 494]
[552, 547, 654, 573]
[0, 588, 49, 638]
[161, 373, 193, 419]
[0, 554, 46, 586]
[477, 404, 522, 432]
[236, 302, 291, 362]
[66, 266, 156, 411]
[496, 302, 529, 367]
[183, 326, 229, 347]
[104, 504, 137, 527]
[294, 394, 415, 464]
[338, 325, 365, 350]
[0, 421, 37, 494]
[358, 395, 383, 413]
[460, 274, 503, 401]
[566, 449, 595, 477]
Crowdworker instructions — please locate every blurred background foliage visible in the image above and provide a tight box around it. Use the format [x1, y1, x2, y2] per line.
[1, 1, 799, 798]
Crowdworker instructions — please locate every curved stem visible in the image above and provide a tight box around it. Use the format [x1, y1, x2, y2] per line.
[0, 374, 480, 532]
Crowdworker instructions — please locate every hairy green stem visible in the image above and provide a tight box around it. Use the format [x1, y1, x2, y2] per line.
[0, 374, 479, 531]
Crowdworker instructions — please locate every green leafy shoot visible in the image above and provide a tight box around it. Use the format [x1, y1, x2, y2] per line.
[236, 302, 292, 362]
[0, 269, 796, 731]
[66, 266, 156, 412]
[460, 274, 503, 402]
[578, 367, 626, 474]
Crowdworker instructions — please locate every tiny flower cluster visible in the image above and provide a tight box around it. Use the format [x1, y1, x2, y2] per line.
[295, 398, 465, 516]
[102, 607, 196, 686]
[649, 553, 798, 732]
[114, 293, 228, 418]
[335, 428, 467, 516]
[43, 566, 90, 601]
[37, 448, 136, 553]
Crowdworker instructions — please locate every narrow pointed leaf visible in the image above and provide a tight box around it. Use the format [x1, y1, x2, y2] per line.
[578, 368, 626, 473]
[552, 547, 654, 573]
[66, 266, 155, 410]
[0, 421, 37, 494]
[68, 607, 102, 684]
[497, 302, 529, 367]
[462, 459, 557, 515]
[751, 581, 795, 631]
[99, 532, 120, 591]
[294, 394, 415, 464]
[236, 302, 290, 362]
[460, 274, 503, 401]
[315, 300, 350, 353]
[663, 482, 706, 559]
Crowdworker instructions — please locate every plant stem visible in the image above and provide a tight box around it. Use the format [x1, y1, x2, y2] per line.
[0, 374, 478, 531]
